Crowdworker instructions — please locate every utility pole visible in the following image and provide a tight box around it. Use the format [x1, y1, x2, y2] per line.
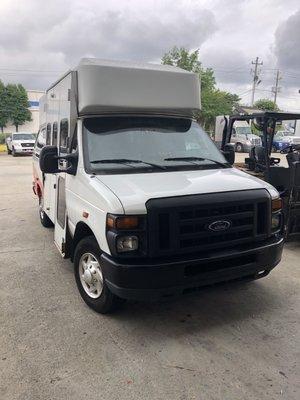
[272, 70, 281, 106]
[251, 57, 263, 106]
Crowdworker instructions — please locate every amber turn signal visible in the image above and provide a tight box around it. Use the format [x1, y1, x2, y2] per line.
[107, 215, 139, 230]
[272, 197, 282, 212]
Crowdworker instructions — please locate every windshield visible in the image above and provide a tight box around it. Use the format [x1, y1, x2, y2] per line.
[12, 133, 35, 140]
[83, 117, 228, 174]
[235, 127, 252, 135]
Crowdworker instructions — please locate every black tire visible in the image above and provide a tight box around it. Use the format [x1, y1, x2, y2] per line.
[39, 197, 53, 228]
[74, 236, 122, 314]
[7, 146, 12, 155]
[235, 143, 243, 153]
[272, 146, 277, 153]
[12, 147, 17, 157]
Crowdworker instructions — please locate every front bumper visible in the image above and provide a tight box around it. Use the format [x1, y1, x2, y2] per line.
[14, 148, 34, 154]
[101, 236, 284, 301]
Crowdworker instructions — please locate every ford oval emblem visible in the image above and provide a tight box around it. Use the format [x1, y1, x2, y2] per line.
[208, 220, 231, 232]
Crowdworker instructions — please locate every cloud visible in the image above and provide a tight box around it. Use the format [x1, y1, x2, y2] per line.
[275, 9, 300, 72]
[0, 0, 299, 112]
[0, 0, 217, 89]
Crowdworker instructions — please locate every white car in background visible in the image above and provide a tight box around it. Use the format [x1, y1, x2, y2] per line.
[6, 132, 36, 156]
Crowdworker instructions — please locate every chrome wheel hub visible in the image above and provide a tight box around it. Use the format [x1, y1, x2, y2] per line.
[79, 252, 103, 299]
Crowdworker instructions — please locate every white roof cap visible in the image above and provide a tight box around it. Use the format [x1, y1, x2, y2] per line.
[75, 58, 201, 116]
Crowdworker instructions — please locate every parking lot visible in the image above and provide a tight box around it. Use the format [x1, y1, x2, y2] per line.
[0, 153, 300, 400]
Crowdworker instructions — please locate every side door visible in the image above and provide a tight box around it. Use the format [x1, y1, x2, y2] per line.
[33, 127, 46, 194]
[54, 119, 70, 256]
[43, 123, 56, 222]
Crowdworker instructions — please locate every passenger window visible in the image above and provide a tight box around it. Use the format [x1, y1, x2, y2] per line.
[60, 119, 69, 152]
[46, 123, 51, 145]
[52, 122, 58, 147]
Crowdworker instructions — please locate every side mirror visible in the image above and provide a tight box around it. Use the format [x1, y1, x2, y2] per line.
[39, 145, 78, 175]
[39, 146, 59, 173]
[6, 136, 11, 142]
[223, 143, 235, 165]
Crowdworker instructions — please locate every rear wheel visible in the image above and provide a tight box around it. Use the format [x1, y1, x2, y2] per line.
[39, 197, 53, 228]
[235, 143, 244, 152]
[74, 236, 122, 313]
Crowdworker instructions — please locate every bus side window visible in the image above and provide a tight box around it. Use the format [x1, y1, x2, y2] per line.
[52, 122, 58, 147]
[46, 123, 51, 145]
[60, 119, 69, 153]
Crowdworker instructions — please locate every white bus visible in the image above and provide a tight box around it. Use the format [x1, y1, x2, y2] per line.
[32, 58, 283, 313]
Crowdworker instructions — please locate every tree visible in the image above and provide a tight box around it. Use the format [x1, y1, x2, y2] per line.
[6, 83, 31, 131]
[0, 80, 8, 133]
[254, 98, 279, 112]
[161, 47, 240, 131]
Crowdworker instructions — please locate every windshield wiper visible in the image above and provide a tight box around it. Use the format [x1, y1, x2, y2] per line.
[90, 158, 167, 170]
[164, 156, 230, 168]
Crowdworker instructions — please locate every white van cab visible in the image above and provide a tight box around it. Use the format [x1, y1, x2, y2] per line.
[33, 59, 284, 313]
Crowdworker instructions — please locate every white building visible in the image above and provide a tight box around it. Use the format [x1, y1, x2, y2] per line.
[4, 89, 44, 134]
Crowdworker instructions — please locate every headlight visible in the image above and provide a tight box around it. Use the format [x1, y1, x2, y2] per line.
[116, 236, 139, 252]
[271, 213, 281, 230]
[106, 213, 146, 256]
[271, 198, 282, 232]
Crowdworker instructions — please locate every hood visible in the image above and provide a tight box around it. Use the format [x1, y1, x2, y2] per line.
[247, 134, 261, 140]
[96, 167, 278, 214]
[13, 139, 35, 143]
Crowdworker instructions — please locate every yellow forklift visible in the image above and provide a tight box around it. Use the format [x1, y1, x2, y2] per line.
[221, 112, 300, 240]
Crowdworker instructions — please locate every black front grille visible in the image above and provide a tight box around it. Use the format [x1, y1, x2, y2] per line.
[146, 190, 271, 258]
[21, 142, 34, 147]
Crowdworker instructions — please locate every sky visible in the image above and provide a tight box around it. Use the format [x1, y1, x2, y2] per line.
[0, 0, 299, 111]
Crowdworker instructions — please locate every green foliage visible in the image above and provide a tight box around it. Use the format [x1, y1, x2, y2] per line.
[161, 47, 240, 130]
[201, 90, 240, 129]
[162, 46, 202, 73]
[0, 80, 9, 133]
[5, 84, 32, 131]
[254, 98, 279, 111]
[0, 133, 7, 144]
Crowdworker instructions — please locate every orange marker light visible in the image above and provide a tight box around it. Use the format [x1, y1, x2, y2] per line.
[106, 215, 140, 230]
[272, 198, 282, 212]
[116, 216, 139, 229]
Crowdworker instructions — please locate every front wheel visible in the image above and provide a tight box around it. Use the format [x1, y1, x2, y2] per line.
[12, 147, 17, 157]
[7, 146, 12, 155]
[74, 236, 122, 313]
[235, 143, 244, 153]
[272, 146, 277, 153]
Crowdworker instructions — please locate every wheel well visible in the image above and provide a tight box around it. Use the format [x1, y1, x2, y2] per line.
[71, 222, 95, 261]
